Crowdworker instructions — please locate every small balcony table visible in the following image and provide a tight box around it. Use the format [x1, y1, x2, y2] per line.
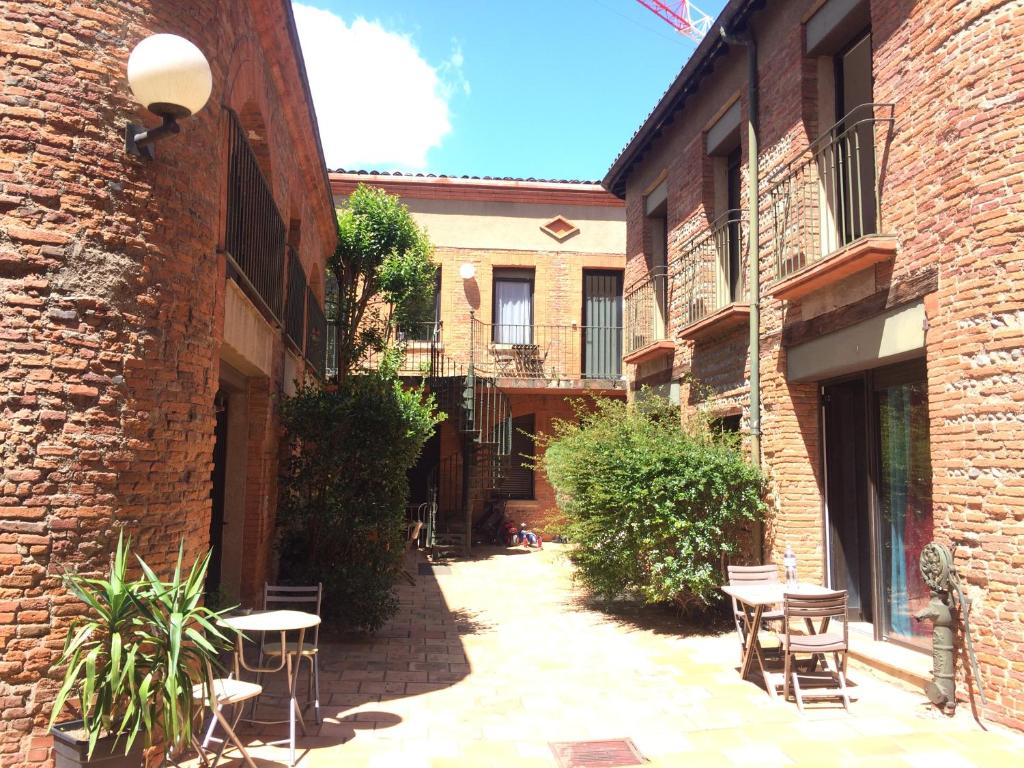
[219, 609, 321, 766]
[720, 582, 832, 698]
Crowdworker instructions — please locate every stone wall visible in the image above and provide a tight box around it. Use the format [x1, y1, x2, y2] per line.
[0, 1, 333, 763]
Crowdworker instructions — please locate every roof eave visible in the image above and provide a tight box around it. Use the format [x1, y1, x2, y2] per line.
[601, 0, 760, 200]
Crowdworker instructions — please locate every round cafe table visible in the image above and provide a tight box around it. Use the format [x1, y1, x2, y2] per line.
[220, 609, 321, 767]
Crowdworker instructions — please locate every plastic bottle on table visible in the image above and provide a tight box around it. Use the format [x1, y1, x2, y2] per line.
[783, 544, 798, 590]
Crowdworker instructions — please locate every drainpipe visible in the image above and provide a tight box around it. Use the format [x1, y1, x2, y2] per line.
[721, 25, 761, 467]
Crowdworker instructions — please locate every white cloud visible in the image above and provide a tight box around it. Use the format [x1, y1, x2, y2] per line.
[293, 3, 468, 170]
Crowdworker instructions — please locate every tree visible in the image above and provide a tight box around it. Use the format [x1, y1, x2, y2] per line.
[329, 184, 436, 378]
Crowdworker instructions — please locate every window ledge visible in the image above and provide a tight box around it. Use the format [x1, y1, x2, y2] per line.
[678, 303, 750, 342]
[770, 235, 898, 302]
[623, 339, 675, 365]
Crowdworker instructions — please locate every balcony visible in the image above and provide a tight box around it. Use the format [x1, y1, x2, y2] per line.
[623, 268, 674, 365]
[672, 210, 750, 341]
[360, 321, 443, 377]
[767, 104, 896, 301]
[224, 109, 286, 321]
[470, 317, 623, 386]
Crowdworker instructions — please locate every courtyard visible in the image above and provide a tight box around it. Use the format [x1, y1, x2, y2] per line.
[209, 546, 1023, 767]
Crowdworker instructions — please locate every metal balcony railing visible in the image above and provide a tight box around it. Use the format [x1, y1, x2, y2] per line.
[284, 248, 307, 351]
[359, 321, 442, 376]
[673, 209, 748, 326]
[224, 109, 286, 320]
[767, 103, 895, 280]
[624, 267, 669, 355]
[305, 288, 327, 379]
[469, 317, 622, 380]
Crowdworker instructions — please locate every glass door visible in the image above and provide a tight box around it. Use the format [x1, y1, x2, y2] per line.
[873, 362, 933, 647]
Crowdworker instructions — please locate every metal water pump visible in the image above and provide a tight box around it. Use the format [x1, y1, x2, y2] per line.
[915, 542, 986, 714]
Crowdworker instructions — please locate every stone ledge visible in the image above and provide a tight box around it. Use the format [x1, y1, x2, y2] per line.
[623, 339, 675, 365]
[678, 303, 750, 342]
[770, 234, 898, 302]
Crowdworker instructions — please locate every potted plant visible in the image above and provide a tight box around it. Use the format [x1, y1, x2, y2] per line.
[49, 533, 232, 767]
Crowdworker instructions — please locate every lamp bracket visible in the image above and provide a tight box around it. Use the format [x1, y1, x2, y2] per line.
[125, 113, 181, 159]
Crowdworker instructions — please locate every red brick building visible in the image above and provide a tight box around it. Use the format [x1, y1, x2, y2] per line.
[330, 172, 627, 542]
[0, 1, 335, 762]
[606, 0, 1024, 727]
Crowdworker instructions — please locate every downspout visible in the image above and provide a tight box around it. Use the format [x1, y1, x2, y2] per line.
[720, 25, 761, 467]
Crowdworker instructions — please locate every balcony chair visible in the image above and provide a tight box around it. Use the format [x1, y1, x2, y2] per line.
[726, 564, 785, 660]
[252, 582, 323, 725]
[781, 589, 851, 712]
[193, 656, 262, 768]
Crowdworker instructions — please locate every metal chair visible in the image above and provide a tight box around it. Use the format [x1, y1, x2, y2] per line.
[727, 564, 785, 657]
[193, 656, 262, 768]
[781, 589, 851, 712]
[253, 583, 323, 725]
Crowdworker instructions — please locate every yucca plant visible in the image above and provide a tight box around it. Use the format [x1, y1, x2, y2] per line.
[50, 532, 232, 764]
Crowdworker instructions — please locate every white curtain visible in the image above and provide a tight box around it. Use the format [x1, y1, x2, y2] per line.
[494, 280, 531, 344]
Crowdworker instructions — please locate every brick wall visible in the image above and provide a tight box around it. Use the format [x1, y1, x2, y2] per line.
[618, 0, 1024, 728]
[0, 1, 333, 763]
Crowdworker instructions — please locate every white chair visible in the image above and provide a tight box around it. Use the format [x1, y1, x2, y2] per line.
[253, 583, 323, 725]
[193, 656, 262, 768]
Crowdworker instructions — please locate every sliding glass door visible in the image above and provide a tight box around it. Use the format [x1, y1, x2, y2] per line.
[874, 364, 933, 647]
[822, 359, 933, 648]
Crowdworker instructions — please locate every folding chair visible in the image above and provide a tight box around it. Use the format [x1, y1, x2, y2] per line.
[781, 589, 852, 712]
[727, 564, 784, 658]
[193, 656, 262, 768]
[253, 583, 323, 725]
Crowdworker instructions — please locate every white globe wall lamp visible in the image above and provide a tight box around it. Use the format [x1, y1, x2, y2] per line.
[459, 262, 476, 281]
[125, 34, 212, 159]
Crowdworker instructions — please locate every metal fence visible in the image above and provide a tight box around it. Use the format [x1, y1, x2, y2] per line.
[224, 110, 286, 320]
[284, 248, 307, 350]
[767, 103, 895, 280]
[305, 288, 327, 379]
[359, 321, 442, 376]
[469, 317, 622, 380]
[672, 209, 748, 327]
[624, 267, 668, 355]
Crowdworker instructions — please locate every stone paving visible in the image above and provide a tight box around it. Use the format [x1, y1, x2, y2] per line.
[207, 545, 1024, 767]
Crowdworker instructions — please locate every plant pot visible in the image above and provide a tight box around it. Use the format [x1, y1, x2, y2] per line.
[52, 722, 145, 768]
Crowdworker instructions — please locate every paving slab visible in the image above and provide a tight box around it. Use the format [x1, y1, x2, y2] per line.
[192, 544, 1024, 766]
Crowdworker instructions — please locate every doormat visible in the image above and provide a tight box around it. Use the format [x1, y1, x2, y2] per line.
[549, 739, 647, 767]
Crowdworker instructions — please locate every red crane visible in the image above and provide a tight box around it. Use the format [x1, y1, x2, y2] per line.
[635, 0, 714, 43]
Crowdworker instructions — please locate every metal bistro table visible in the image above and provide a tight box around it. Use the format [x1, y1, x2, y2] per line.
[721, 582, 831, 698]
[220, 609, 321, 766]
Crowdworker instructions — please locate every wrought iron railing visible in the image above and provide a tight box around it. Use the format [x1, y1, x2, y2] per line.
[624, 267, 668, 355]
[284, 248, 307, 351]
[767, 103, 895, 280]
[305, 288, 327, 379]
[224, 110, 286, 320]
[672, 209, 748, 327]
[469, 317, 622, 380]
[359, 321, 442, 376]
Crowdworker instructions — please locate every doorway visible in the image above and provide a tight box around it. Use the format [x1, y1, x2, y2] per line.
[206, 390, 229, 597]
[821, 360, 933, 646]
[822, 378, 872, 622]
[582, 269, 623, 379]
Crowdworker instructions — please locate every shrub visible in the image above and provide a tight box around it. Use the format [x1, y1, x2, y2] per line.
[540, 394, 766, 611]
[277, 369, 442, 632]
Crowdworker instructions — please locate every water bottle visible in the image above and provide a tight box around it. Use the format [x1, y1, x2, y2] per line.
[784, 544, 797, 589]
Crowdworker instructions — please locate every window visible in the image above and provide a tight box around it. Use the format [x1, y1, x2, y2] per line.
[493, 269, 534, 344]
[708, 107, 743, 306]
[644, 182, 668, 339]
[501, 414, 535, 500]
[711, 414, 742, 434]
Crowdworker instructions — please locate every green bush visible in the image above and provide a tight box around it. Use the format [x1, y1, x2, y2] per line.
[540, 394, 766, 611]
[277, 370, 442, 632]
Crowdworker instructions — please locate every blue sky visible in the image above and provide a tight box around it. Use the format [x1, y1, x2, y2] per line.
[293, 0, 727, 181]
